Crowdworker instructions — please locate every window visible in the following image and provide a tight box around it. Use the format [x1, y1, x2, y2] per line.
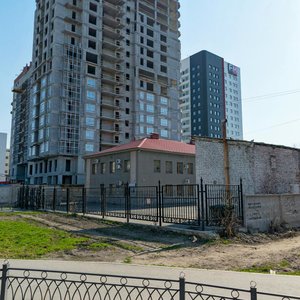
[92, 163, 97, 175]
[89, 3, 97, 12]
[88, 40, 96, 49]
[139, 91, 145, 100]
[160, 35, 167, 43]
[186, 163, 193, 175]
[154, 160, 161, 173]
[177, 162, 183, 174]
[86, 117, 95, 126]
[86, 130, 94, 139]
[88, 28, 97, 37]
[87, 65, 96, 75]
[160, 130, 168, 137]
[86, 103, 95, 112]
[110, 161, 115, 173]
[146, 104, 154, 113]
[146, 115, 154, 124]
[66, 159, 71, 172]
[124, 160, 130, 172]
[85, 144, 94, 152]
[160, 119, 168, 126]
[160, 97, 168, 105]
[146, 93, 155, 101]
[87, 90, 96, 100]
[160, 65, 167, 73]
[86, 52, 98, 64]
[146, 127, 153, 134]
[147, 60, 153, 68]
[100, 163, 106, 174]
[160, 107, 168, 115]
[166, 161, 172, 174]
[87, 77, 96, 87]
[89, 14, 97, 25]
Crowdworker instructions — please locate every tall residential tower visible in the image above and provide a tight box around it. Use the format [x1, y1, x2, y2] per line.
[180, 50, 243, 143]
[11, 0, 181, 185]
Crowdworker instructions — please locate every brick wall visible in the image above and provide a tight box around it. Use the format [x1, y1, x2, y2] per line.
[195, 138, 300, 194]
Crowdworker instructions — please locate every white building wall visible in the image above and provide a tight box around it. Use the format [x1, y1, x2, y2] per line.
[0, 133, 7, 181]
[224, 61, 243, 139]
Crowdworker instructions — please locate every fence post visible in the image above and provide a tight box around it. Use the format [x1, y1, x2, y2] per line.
[66, 188, 70, 213]
[250, 287, 257, 300]
[41, 187, 45, 210]
[0, 263, 8, 300]
[25, 186, 29, 210]
[158, 181, 162, 227]
[100, 185, 105, 219]
[200, 178, 205, 231]
[52, 187, 56, 211]
[179, 274, 185, 300]
[240, 178, 244, 225]
[126, 184, 130, 224]
[204, 184, 209, 226]
[197, 184, 201, 227]
[82, 187, 86, 215]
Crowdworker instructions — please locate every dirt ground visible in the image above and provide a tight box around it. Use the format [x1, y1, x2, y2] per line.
[15, 213, 300, 273]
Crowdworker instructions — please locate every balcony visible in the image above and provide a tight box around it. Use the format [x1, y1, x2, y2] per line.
[102, 25, 124, 40]
[101, 61, 123, 74]
[101, 74, 124, 85]
[65, 2, 83, 12]
[100, 127, 117, 134]
[103, 37, 124, 51]
[64, 16, 82, 26]
[105, 0, 124, 5]
[103, 2, 124, 18]
[103, 14, 124, 29]
[101, 88, 122, 97]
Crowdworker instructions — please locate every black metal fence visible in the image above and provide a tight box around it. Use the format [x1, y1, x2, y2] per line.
[0, 264, 299, 300]
[17, 180, 244, 229]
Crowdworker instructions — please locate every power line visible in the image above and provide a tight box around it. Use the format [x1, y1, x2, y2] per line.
[243, 89, 300, 103]
[245, 118, 300, 134]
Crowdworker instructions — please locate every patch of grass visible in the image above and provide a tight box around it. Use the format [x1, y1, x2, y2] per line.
[161, 244, 183, 251]
[279, 259, 290, 268]
[280, 271, 300, 276]
[239, 260, 292, 274]
[123, 256, 132, 264]
[0, 220, 87, 259]
[239, 265, 274, 274]
[113, 241, 144, 252]
[0, 211, 43, 217]
[219, 238, 232, 245]
[88, 242, 113, 250]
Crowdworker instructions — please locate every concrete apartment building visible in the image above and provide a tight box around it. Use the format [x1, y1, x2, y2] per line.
[0, 133, 7, 181]
[180, 50, 243, 143]
[85, 133, 195, 188]
[11, 0, 181, 185]
[10, 64, 32, 183]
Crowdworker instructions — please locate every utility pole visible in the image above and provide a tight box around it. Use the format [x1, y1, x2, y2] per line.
[222, 119, 230, 188]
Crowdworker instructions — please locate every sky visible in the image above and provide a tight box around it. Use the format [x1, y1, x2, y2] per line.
[0, 0, 299, 148]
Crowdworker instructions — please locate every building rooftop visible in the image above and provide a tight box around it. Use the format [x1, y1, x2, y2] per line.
[85, 134, 195, 158]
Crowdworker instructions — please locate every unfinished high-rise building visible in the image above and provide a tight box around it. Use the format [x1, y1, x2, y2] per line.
[11, 0, 181, 185]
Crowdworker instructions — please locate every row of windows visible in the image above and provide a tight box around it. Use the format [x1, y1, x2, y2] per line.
[154, 160, 193, 175]
[139, 127, 168, 138]
[92, 160, 194, 176]
[28, 158, 72, 176]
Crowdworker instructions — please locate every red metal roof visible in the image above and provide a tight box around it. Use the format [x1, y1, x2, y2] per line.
[85, 138, 195, 158]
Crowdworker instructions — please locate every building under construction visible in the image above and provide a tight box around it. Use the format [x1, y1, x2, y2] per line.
[11, 0, 181, 185]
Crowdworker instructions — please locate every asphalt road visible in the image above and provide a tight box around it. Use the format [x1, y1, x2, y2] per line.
[2, 259, 300, 298]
